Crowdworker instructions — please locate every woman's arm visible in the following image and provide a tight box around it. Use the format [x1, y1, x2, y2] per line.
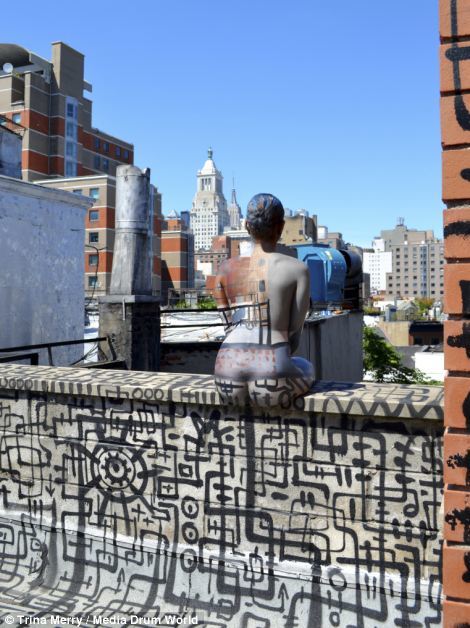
[213, 261, 231, 325]
[288, 263, 310, 354]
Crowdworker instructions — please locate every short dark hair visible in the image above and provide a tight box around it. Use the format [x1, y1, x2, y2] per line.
[245, 193, 284, 240]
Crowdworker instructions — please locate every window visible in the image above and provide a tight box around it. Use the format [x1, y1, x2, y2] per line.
[123, 149, 129, 160]
[94, 155, 101, 169]
[73, 189, 82, 195]
[88, 276, 97, 288]
[94, 137, 100, 150]
[12, 113, 21, 124]
[102, 158, 109, 171]
[67, 103, 75, 118]
[89, 254, 99, 266]
[103, 141, 109, 153]
[66, 122, 75, 138]
[89, 210, 99, 221]
[89, 232, 99, 243]
[89, 188, 100, 200]
[115, 146, 121, 157]
[66, 142, 77, 158]
[65, 161, 77, 177]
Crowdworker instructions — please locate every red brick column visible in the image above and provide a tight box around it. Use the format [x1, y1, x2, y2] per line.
[440, 1, 470, 625]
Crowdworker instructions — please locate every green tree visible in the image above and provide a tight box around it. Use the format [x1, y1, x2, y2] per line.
[363, 326, 438, 384]
[197, 296, 217, 310]
[414, 297, 434, 320]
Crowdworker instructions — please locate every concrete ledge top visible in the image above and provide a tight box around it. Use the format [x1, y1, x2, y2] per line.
[0, 174, 94, 208]
[0, 363, 443, 421]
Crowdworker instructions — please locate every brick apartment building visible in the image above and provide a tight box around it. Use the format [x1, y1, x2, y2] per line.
[0, 42, 161, 297]
[161, 211, 194, 302]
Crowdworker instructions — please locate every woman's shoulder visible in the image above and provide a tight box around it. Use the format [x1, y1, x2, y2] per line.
[271, 252, 308, 272]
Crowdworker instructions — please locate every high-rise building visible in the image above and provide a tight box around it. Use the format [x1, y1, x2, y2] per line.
[190, 148, 229, 250]
[363, 238, 393, 293]
[380, 221, 444, 299]
[227, 184, 242, 229]
[0, 43, 133, 181]
[0, 42, 161, 298]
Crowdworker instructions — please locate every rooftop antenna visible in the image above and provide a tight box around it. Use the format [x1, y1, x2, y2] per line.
[397, 217, 405, 227]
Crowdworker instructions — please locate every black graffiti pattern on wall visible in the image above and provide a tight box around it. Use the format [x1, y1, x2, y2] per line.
[446, 0, 470, 128]
[0, 385, 443, 627]
[448, 322, 470, 358]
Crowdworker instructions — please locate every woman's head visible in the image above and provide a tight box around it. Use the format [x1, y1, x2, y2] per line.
[246, 193, 285, 242]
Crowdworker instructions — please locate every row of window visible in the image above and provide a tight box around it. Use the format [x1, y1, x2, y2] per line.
[93, 137, 129, 160]
[73, 188, 100, 200]
[387, 290, 444, 295]
[94, 155, 110, 171]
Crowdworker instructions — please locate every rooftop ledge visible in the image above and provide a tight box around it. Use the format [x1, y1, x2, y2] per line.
[0, 363, 443, 421]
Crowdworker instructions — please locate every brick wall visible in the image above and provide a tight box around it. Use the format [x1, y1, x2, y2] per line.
[440, 0, 470, 624]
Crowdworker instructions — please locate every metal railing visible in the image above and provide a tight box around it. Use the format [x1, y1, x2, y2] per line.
[0, 337, 110, 367]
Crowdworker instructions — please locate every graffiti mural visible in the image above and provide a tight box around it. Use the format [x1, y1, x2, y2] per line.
[0, 364, 443, 626]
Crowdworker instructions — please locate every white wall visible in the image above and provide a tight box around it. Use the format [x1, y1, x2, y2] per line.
[0, 176, 91, 365]
[363, 250, 392, 291]
[414, 351, 445, 382]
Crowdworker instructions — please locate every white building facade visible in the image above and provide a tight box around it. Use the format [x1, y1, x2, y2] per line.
[363, 238, 393, 292]
[190, 148, 229, 250]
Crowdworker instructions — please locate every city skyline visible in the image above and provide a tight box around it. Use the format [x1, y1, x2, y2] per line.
[4, 1, 441, 247]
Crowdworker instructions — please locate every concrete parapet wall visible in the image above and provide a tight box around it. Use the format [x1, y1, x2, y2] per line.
[0, 364, 443, 626]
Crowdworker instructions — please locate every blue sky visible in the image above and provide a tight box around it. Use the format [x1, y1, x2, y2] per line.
[7, 0, 441, 246]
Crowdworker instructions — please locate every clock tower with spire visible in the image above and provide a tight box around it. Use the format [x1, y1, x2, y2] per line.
[190, 148, 229, 250]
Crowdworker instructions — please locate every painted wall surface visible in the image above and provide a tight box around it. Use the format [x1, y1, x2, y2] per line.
[0, 176, 91, 365]
[0, 364, 443, 626]
[439, 0, 470, 623]
[378, 321, 411, 346]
